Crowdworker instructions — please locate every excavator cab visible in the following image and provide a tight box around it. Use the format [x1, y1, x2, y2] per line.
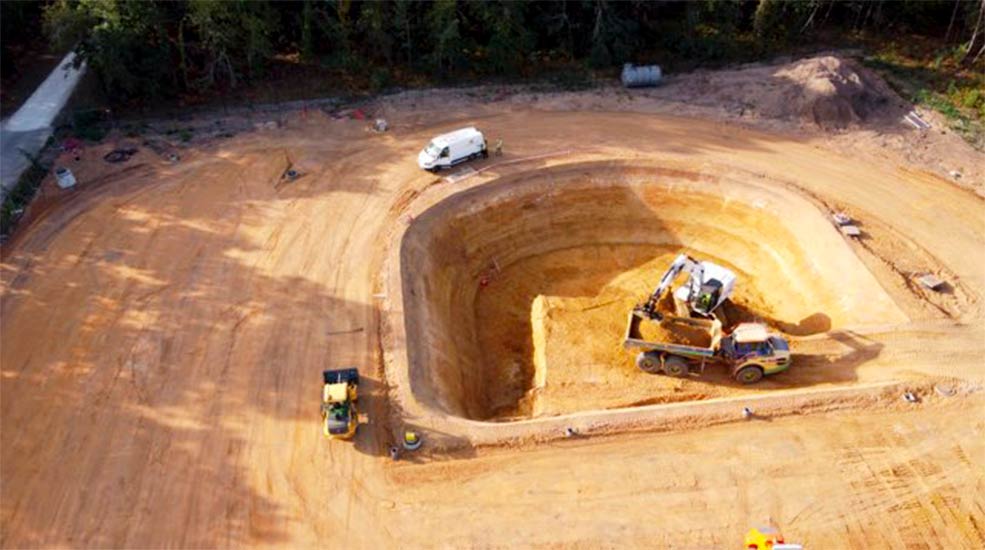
[693, 279, 723, 315]
[650, 253, 735, 319]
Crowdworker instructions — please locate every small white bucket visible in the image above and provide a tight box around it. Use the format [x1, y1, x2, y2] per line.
[55, 167, 77, 189]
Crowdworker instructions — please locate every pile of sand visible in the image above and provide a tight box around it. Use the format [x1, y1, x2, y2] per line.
[659, 55, 902, 129]
[772, 56, 898, 128]
[636, 316, 714, 348]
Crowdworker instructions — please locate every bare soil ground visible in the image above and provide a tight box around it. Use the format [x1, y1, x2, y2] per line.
[2, 55, 984, 548]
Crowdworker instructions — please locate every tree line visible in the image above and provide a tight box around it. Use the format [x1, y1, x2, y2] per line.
[17, 0, 985, 102]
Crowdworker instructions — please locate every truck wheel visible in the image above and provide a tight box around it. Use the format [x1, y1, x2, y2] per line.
[663, 356, 689, 377]
[635, 352, 662, 374]
[735, 365, 764, 384]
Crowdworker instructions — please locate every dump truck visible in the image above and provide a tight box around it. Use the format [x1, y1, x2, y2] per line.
[321, 368, 359, 439]
[623, 311, 791, 384]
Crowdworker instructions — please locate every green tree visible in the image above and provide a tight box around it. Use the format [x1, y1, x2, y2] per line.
[682, 0, 744, 60]
[392, 0, 417, 69]
[44, 0, 175, 99]
[187, 0, 274, 89]
[301, 0, 316, 62]
[588, 0, 638, 68]
[358, 0, 394, 66]
[426, 0, 466, 76]
[473, 1, 533, 74]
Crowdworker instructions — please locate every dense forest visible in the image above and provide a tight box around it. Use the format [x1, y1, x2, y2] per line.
[1, 0, 982, 105]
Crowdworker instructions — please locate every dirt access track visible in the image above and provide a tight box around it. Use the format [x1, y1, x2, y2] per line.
[3, 65, 985, 546]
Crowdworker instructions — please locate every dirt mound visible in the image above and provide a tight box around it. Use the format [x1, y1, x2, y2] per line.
[639, 317, 713, 348]
[772, 56, 898, 128]
[661, 55, 902, 129]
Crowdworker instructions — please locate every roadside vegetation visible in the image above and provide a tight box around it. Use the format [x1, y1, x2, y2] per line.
[0, 145, 54, 237]
[863, 36, 985, 148]
[25, 1, 982, 107]
[2, 1, 983, 236]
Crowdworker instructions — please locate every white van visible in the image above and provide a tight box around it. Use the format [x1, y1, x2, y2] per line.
[417, 127, 487, 171]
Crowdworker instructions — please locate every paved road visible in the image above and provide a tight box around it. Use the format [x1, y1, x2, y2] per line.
[0, 51, 86, 200]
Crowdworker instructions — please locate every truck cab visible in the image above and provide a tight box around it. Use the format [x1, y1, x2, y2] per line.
[720, 324, 791, 384]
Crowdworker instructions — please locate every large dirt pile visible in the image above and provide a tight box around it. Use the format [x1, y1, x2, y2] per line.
[773, 56, 898, 128]
[661, 55, 903, 129]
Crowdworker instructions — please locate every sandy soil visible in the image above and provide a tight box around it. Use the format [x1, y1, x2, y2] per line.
[2, 55, 985, 548]
[400, 164, 909, 421]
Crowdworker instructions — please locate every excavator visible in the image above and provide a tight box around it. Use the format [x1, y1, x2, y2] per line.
[637, 253, 737, 321]
[626, 252, 792, 384]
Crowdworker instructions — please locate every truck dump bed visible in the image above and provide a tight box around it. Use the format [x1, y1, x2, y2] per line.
[623, 310, 722, 359]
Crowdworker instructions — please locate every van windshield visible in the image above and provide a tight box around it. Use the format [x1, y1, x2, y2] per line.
[424, 142, 441, 157]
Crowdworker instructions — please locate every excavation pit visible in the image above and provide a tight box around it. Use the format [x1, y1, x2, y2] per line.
[391, 162, 908, 426]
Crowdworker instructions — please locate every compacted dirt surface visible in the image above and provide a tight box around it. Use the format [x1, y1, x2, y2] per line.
[2, 56, 984, 547]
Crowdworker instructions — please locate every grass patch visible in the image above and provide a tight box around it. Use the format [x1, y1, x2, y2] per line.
[862, 40, 985, 149]
[1, 147, 51, 237]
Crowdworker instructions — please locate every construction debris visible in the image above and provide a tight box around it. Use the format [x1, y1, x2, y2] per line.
[254, 120, 279, 131]
[54, 167, 77, 189]
[903, 110, 931, 130]
[442, 166, 477, 185]
[839, 225, 862, 238]
[916, 273, 946, 291]
[833, 212, 861, 237]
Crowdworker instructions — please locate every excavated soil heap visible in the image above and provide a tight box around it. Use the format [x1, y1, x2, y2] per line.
[400, 163, 906, 420]
[660, 55, 902, 129]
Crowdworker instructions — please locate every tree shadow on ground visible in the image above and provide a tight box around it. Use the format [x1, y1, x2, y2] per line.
[0, 132, 406, 546]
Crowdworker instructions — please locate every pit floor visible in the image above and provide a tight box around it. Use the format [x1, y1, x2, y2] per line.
[476, 245, 896, 419]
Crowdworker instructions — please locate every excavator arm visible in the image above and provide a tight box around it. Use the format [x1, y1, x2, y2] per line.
[639, 253, 699, 318]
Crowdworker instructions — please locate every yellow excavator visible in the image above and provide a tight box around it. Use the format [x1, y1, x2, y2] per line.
[321, 368, 359, 440]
